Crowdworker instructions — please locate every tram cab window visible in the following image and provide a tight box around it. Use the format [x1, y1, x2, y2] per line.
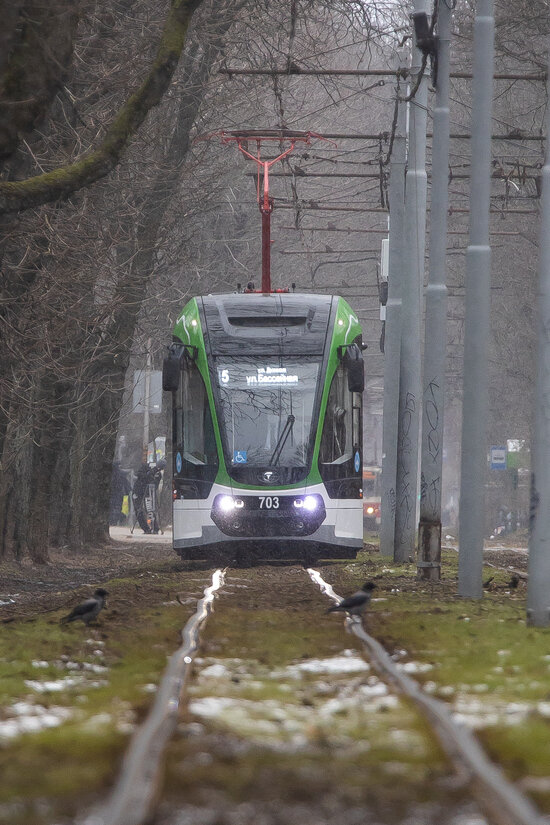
[318, 361, 362, 498]
[214, 357, 319, 473]
[174, 358, 218, 478]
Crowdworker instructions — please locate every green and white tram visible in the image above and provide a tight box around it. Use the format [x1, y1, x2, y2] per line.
[162, 291, 365, 561]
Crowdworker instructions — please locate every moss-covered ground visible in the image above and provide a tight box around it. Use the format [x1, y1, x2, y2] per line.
[1, 543, 549, 824]
[0, 563, 215, 825]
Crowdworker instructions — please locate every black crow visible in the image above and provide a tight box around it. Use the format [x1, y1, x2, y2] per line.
[327, 582, 377, 616]
[61, 588, 108, 626]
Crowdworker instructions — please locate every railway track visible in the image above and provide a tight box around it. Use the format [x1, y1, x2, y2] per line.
[81, 562, 543, 825]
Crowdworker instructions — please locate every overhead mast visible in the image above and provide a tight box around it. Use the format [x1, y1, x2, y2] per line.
[215, 129, 336, 293]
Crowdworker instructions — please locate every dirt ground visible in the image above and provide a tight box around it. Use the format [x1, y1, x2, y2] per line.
[0, 529, 178, 622]
[0, 531, 538, 825]
[0, 529, 529, 624]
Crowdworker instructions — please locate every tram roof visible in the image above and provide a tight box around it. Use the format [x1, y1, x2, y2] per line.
[197, 292, 339, 356]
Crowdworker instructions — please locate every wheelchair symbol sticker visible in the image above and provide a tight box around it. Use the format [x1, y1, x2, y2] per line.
[176, 452, 182, 473]
[233, 450, 247, 464]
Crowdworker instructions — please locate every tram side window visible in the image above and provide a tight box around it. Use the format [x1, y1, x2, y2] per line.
[319, 363, 354, 464]
[174, 360, 218, 474]
[318, 361, 362, 499]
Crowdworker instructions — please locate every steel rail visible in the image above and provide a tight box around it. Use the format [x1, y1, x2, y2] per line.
[86, 569, 226, 825]
[307, 568, 544, 825]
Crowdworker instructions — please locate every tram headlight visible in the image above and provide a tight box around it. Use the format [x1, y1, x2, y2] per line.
[293, 495, 319, 512]
[218, 495, 245, 513]
[366, 506, 375, 515]
[219, 495, 235, 512]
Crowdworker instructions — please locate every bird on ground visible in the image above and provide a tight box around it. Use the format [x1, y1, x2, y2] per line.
[326, 581, 377, 616]
[60, 588, 109, 626]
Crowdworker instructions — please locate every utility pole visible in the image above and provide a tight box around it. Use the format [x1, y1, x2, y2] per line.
[458, 0, 495, 598]
[380, 61, 406, 557]
[527, 48, 550, 627]
[418, 0, 452, 580]
[394, 0, 429, 563]
[142, 338, 152, 463]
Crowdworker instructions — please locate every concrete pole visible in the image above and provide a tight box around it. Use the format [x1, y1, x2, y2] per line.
[527, 49, 550, 627]
[418, 0, 452, 580]
[394, 0, 429, 563]
[458, 0, 494, 598]
[142, 338, 152, 463]
[380, 63, 407, 557]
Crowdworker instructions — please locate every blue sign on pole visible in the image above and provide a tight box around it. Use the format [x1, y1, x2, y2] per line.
[490, 446, 507, 470]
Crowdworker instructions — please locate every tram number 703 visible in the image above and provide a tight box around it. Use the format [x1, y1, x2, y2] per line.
[259, 496, 279, 509]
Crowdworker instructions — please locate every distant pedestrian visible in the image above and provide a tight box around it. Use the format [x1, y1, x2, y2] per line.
[110, 462, 131, 526]
[61, 588, 108, 626]
[132, 459, 166, 534]
[326, 582, 377, 617]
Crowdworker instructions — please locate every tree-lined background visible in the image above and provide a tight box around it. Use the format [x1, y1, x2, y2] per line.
[0, 0, 547, 562]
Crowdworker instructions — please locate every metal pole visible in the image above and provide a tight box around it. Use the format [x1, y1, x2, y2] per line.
[527, 49, 550, 627]
[394, 0, 429, 563]
[142, 339, 152, 463]
[260, 162, 273, 293]
[418, 0, 452, 580]
[458, 0, 495, 598]
[380, 62, 407, 557]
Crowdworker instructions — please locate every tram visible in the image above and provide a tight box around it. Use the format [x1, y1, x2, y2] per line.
[162, 290, 365, 560]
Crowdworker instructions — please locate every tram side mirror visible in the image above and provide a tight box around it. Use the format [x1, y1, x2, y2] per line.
[162, 343, 188, 392]
[162, 352, 180, 392]
[342, 344, 364, 393]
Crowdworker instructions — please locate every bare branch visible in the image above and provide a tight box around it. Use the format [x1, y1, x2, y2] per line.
[0, 0, 205, 215]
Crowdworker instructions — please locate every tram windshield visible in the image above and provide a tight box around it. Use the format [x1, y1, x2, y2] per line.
[214, 357, 320, 468]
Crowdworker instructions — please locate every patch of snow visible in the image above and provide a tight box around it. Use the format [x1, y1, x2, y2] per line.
[397, 661, 433, 674]
[116, 721, 136, 735]
[82, 713, 112, 729]
[452, 711, 500, 730]
[0, 702, 72, 739]
[537, 702, 550, 718]
[200, 663, 231, 679]
[24, 676, 83, 692]
[358, 681, 391, 699]
[188, 696, 237, 718]
[82, 663, 108, 674]
[285, 654, 369, 676]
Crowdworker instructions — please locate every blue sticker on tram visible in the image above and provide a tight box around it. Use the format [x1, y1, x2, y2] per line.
[176, 452, 182, 473]
[354, 451, 361, 473]
[233, 450, 248, 464]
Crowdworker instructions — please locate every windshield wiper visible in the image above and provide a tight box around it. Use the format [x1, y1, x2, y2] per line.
[269, 414, 295, 466]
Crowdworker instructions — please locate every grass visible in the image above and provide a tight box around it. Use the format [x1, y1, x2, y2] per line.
[2, 547, 550, 822]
